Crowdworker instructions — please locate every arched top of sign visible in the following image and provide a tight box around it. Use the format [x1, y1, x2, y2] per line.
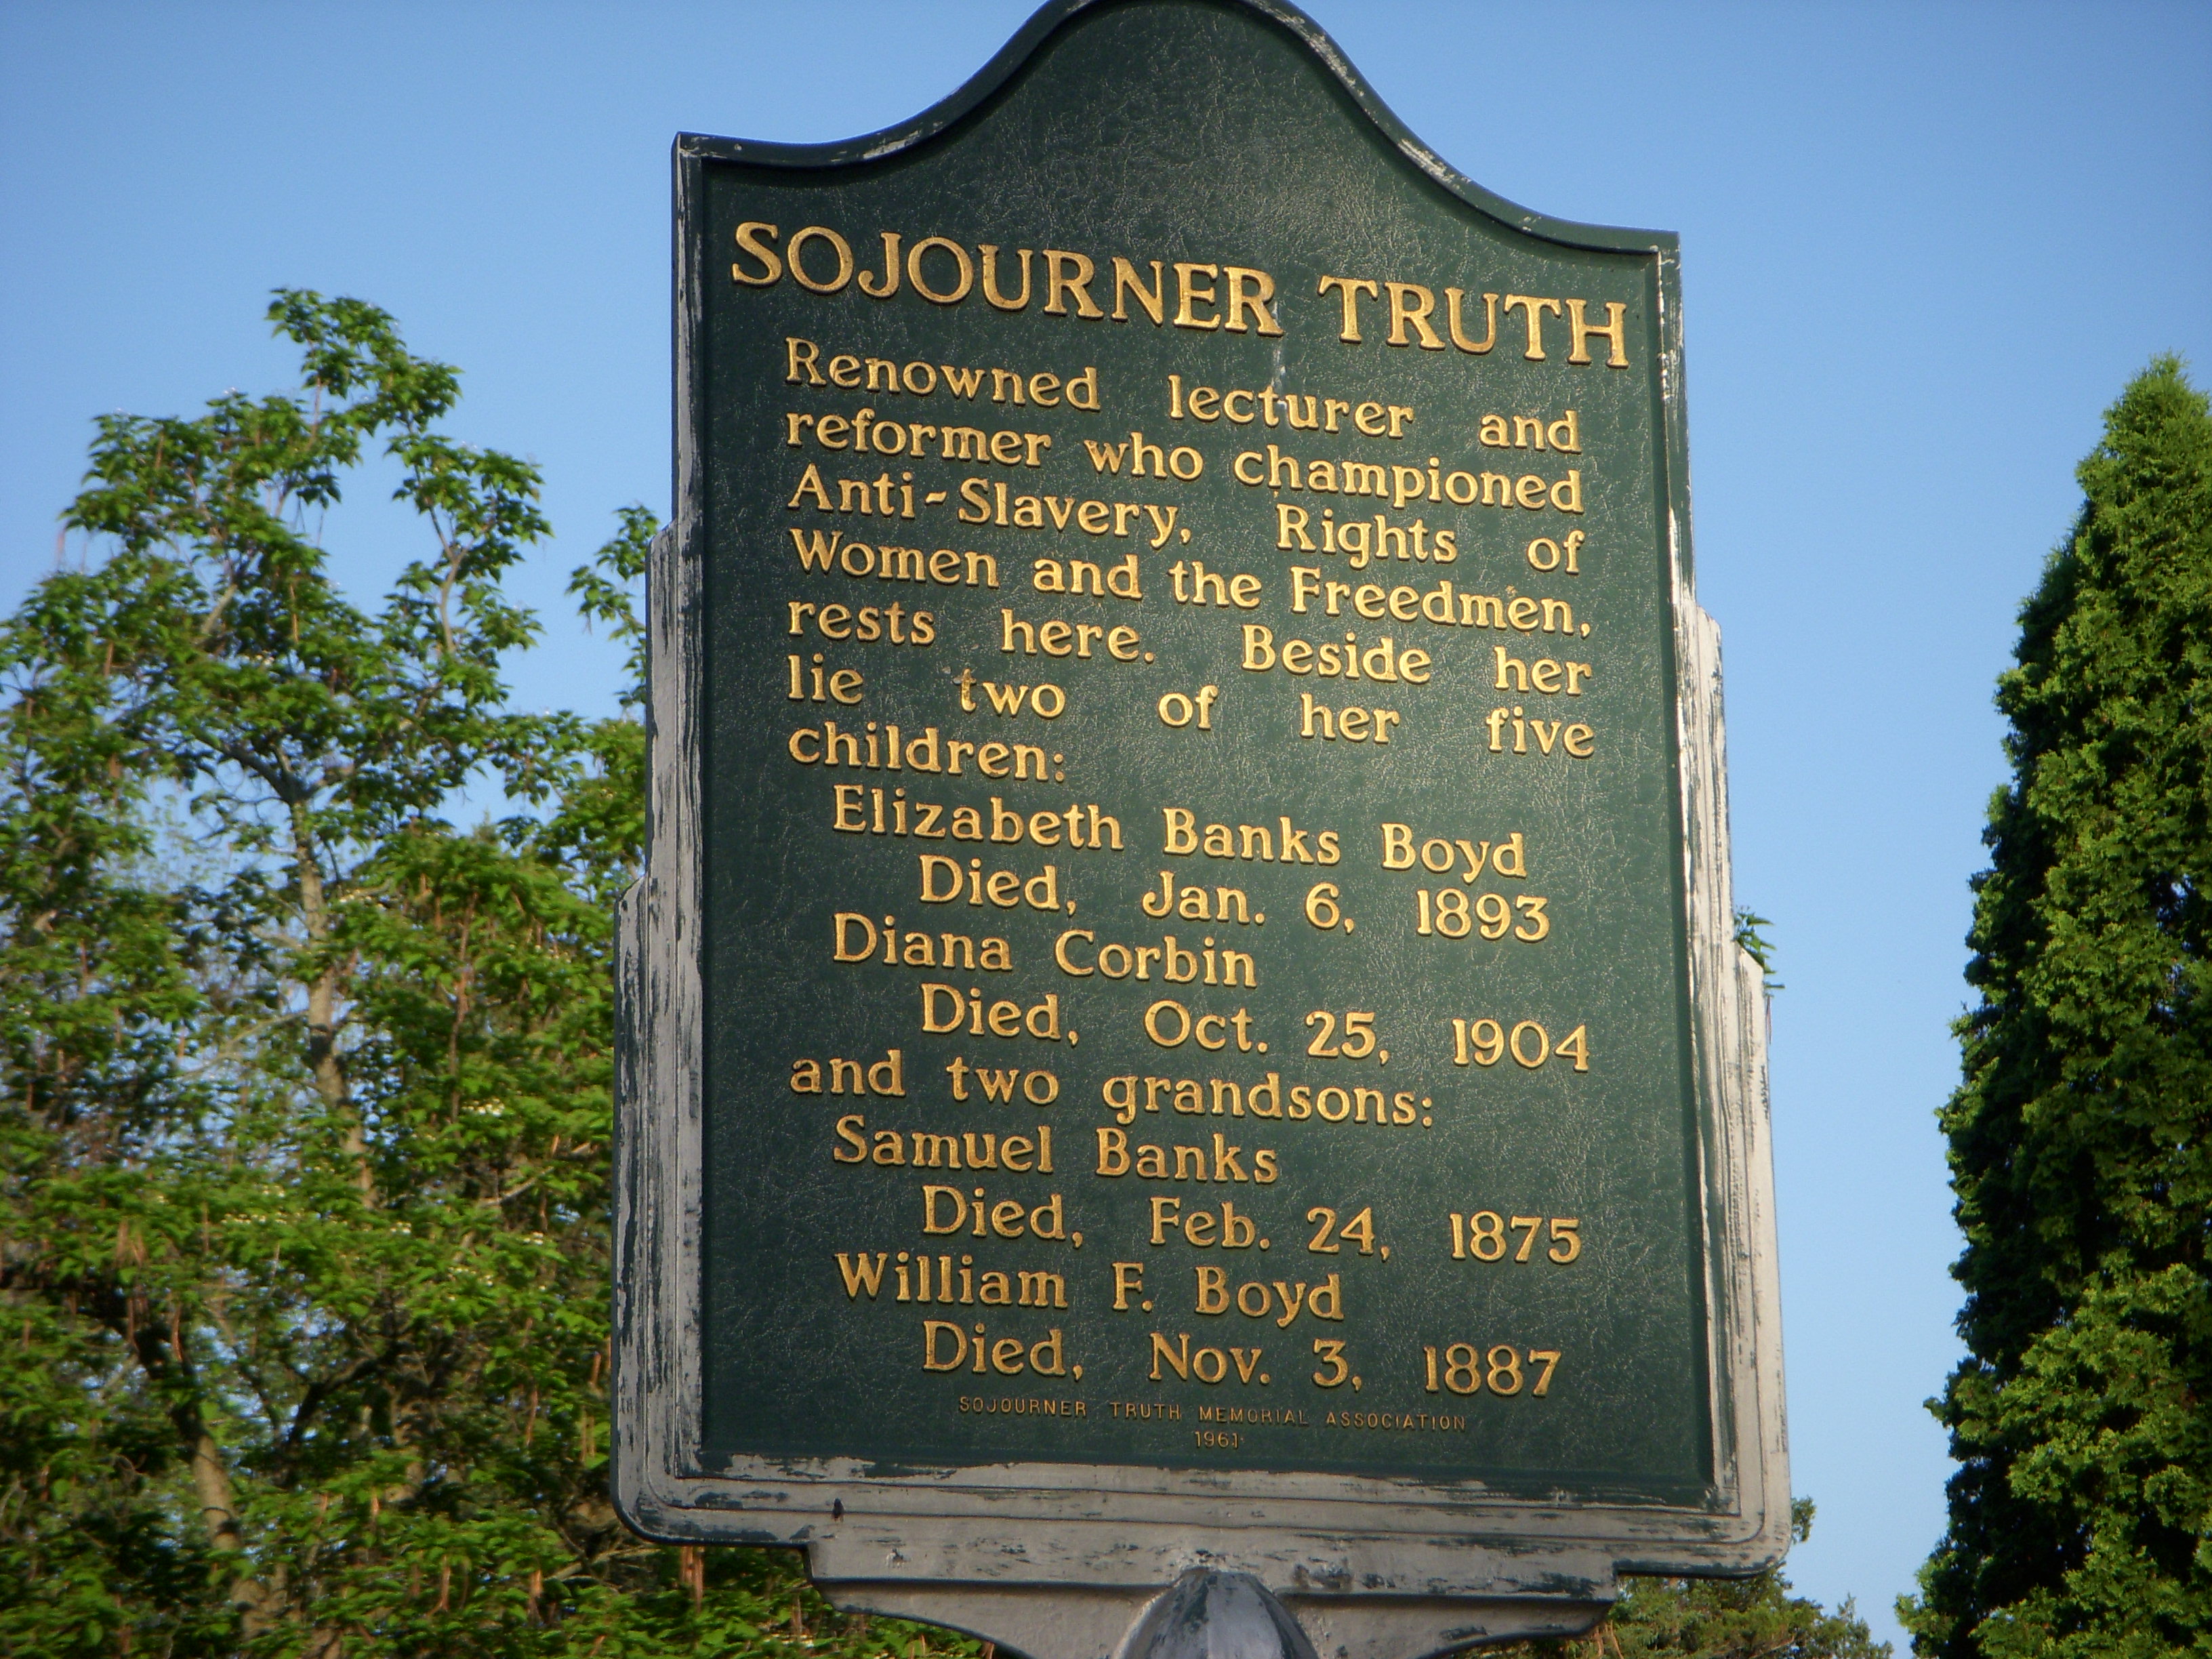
[676, 0, 1675, 260]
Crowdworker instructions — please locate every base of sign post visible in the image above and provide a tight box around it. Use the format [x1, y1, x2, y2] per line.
[819, 1569, 1612, 1659]
[1113, 1570, 1317, 1659]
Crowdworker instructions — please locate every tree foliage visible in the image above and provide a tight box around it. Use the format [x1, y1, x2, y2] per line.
[1904, 357, 2212, 1658]
[0, 293, 974, 1659]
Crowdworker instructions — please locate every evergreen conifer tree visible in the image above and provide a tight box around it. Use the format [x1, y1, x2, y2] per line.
[1904, 358, 2212, 1657]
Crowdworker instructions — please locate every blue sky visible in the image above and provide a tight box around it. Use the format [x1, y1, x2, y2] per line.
[3, 2, 2208, 1650]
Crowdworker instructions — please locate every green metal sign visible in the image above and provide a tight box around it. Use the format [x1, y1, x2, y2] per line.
[617, 3, 1785, 1652]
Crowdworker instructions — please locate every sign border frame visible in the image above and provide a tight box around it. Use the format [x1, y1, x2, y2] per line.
[615, 0, 1787, 1616]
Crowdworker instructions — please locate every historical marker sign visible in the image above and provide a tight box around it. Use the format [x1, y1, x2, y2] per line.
[615, 2, 1786, 1653]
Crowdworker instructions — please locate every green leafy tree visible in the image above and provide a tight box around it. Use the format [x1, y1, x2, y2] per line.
[0, 293, 973, 1659]
[1903, 357, 2212, 1658]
